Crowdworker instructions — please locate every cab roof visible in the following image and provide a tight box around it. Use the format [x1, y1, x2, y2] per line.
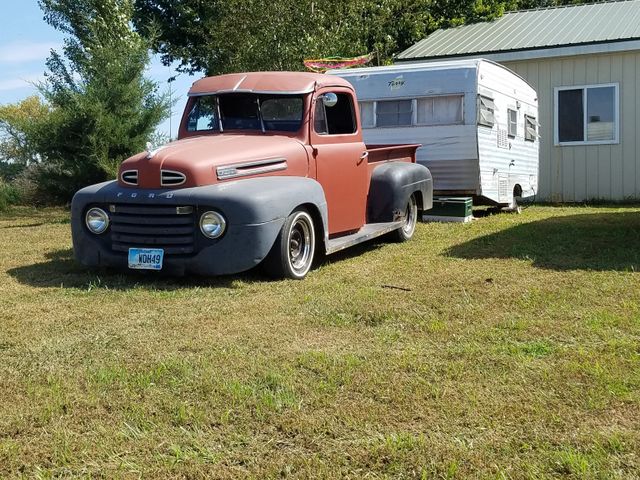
[188, 71, 354, 96]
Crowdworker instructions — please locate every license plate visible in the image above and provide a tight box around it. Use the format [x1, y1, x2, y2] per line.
[128, 248, 164, 270]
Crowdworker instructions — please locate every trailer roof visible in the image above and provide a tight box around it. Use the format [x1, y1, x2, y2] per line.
[331, 58, 485, 77]
[397, 0, 640, 61]
[189, 72, 353, 96]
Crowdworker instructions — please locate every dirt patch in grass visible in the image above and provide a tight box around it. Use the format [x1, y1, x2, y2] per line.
[0, 205, 639, 478]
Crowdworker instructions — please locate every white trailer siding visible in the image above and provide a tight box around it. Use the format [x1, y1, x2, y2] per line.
[333, 59, 539, 206]
[362, 125, 479, 192]
[476, 61, 539, 203]
[334, 61, 481, 193]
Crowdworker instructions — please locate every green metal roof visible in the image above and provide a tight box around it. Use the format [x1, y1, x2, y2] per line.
[397, 0, 640, 61]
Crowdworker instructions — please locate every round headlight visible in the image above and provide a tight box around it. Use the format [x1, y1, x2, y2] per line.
[85, 207, 109, 234]
[200, 211, 226, 239]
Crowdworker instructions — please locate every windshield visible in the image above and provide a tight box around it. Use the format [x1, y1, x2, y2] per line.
[185, 93, 304, 133]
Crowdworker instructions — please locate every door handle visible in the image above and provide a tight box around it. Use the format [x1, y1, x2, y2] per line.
[358, 151, 369, 165]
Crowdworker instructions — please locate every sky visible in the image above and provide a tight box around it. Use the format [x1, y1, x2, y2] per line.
[0, 1, 197, 139]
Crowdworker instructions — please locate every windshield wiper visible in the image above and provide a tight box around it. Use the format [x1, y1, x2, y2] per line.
[216, 96, 224, 133]
[256, 97, 266, 134]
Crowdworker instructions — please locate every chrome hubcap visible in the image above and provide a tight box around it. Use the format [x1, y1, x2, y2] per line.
[403, 196, 417, 235]
[289, 217, 312, 271]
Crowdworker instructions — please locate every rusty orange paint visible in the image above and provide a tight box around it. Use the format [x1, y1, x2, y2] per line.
[118, 72, 419, 235]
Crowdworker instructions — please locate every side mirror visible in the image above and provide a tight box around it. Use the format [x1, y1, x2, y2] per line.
[322, 93, 338, 108]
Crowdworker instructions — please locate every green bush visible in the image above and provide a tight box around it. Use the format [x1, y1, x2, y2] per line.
[0, 161, 25, 182]
[0, 179, 20, 211]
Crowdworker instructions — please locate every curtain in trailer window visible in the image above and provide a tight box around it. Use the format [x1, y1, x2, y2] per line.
[376, 100, 412, 127]
[508, 109, 517, 137]
[417, 95, 463, 125]
[359, 101, 375, 128]
[477, 95, 495, 127]
[525, 115, 538, 142]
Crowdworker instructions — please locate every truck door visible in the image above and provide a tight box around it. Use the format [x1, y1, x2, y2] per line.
[310, 90, 368, 235]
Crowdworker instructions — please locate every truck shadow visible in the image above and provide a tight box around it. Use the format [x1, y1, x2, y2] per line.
[447, 211, 640, 271]
[317, 239, 386, 267]
[6, 248, 262, 290]
[9, 238, 389, 289]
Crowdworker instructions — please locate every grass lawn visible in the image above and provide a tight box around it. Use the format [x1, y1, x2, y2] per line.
[0, 205, 639, 479]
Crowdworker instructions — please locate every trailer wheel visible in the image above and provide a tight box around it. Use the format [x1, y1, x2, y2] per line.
[393, 193, 418, 242]
[263, 208, 316, 279]
[504, 186, 522, 214]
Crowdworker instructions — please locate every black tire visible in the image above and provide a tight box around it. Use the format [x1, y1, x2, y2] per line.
[504, 187, 523, 214]
[263, 208, 316, 279]
[392, 193, 418, 242]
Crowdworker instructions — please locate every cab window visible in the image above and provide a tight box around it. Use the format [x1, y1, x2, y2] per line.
[314, 93, 356, 135]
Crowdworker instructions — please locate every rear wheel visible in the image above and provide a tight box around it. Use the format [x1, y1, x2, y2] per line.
[392, 193, 418, 242]
[263, 208, 316, 279]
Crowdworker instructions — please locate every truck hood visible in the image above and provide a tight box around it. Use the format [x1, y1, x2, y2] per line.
[118, 134, 310, 189]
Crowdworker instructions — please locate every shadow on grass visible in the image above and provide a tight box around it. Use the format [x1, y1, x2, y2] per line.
[0, 223, 46, 229]
[7, 248, 263, 290]
[8, 234, 390, 289]
[447, 211, 640, 271]
[317, 238, 386, 267]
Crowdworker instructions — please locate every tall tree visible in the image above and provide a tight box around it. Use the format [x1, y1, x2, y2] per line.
[134, 0, 590, 76]
[133, 0, 516, 76]
[34, 0, 169, 202]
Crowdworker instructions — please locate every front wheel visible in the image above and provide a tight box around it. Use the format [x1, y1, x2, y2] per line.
[392, 193, 418, 242]
[263, 208, 316, 279]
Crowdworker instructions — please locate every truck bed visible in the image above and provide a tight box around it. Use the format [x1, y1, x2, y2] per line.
[366, 144, 421, 163]
[366, 144, 421, 180]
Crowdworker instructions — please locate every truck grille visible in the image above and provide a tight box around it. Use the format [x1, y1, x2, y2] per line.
[109, 204, 196, 255]
[121, 170, 138, 185]
[161, 170, 186, 186]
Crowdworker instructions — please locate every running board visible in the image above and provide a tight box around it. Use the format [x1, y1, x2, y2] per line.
[326, 221, 403, 255]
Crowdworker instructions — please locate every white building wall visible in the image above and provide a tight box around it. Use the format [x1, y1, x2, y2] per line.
[504, 50, 640, 202]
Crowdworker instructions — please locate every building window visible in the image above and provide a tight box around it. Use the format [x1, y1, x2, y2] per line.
[376, 99, 413, 127]
[477, 95, 495, 128]
[525, 115, 537, 142]
[555, 84, 619, 145]
[417, 95, 463, 126]
[508, 109, 518, 137]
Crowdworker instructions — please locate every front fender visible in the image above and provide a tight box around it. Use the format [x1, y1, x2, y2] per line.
[71, 177, 329, 275]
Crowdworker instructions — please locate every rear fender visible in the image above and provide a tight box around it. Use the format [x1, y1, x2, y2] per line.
[367, 162, 433, 223]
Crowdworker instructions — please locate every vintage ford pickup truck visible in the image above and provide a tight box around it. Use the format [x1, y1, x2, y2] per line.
[71, 72, 433, 279]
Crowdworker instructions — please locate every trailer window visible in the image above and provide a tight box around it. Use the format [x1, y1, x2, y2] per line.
[478, 95, 495, 128]
[360, 101, 375, 128]
[525, 115, 537, 142]
[508, 109, 518, 137]
[376, 100, 412, 127]
[417, 95, 463, 126]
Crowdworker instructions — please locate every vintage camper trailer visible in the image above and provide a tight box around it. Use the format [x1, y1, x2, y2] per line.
[332, 59, 539, 210]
